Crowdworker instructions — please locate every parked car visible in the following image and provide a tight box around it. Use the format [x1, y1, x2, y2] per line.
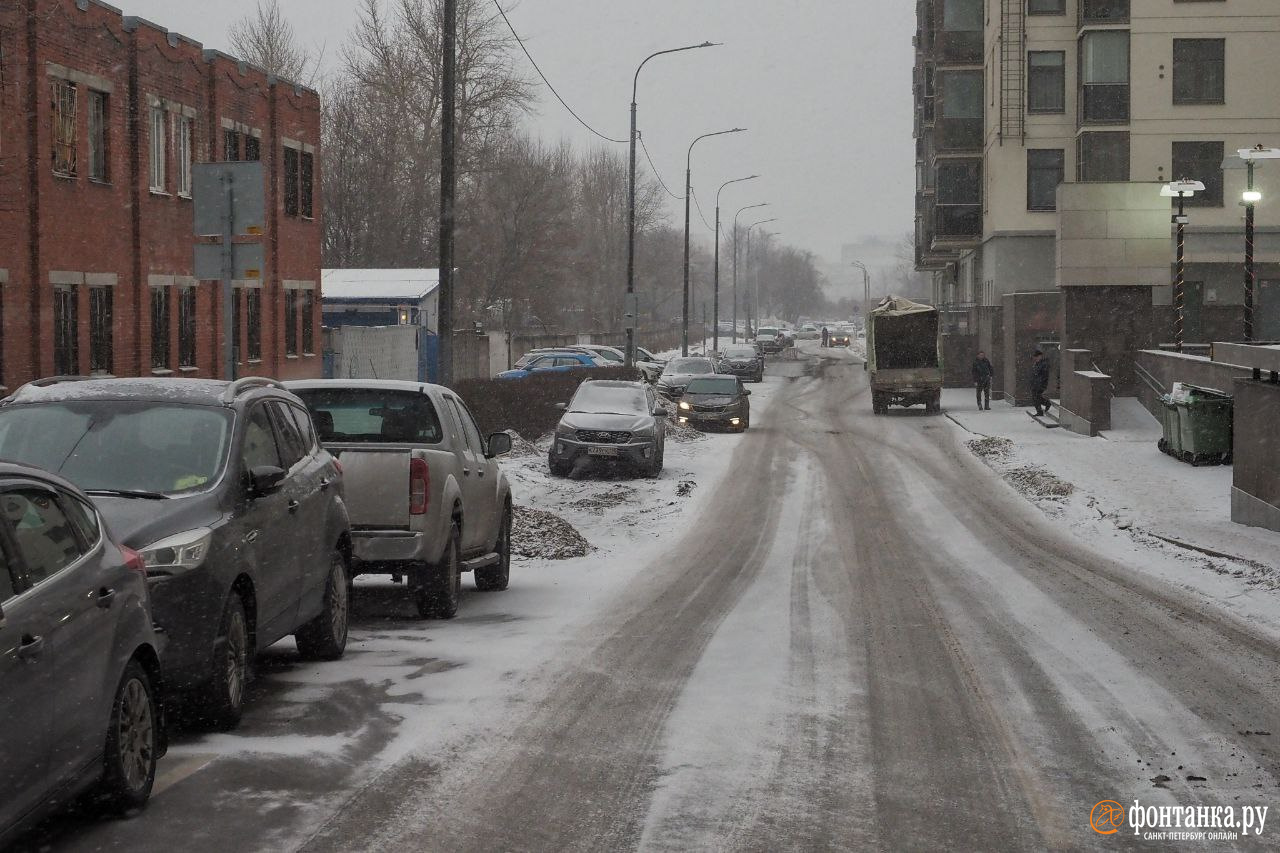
[498, 351, 609, 379]
[798, 324, 820, 341]
[718, 344, 765, 382]
[0, 462, 166, 846]
[635, 347, 668, 383]
[655, 357, 718, 397]
[676, 376, 752, 432]
[549, 381, 668, 478]
[287, 380, 513, 620]
[755, 327, 785, 354]
[0, 377, 352, 730]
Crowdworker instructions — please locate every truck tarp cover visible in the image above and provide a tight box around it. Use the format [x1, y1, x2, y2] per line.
[867, 296, 940, 372]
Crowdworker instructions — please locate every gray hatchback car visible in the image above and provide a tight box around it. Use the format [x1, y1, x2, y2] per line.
[0, 377, 352, 730]
[0, 463, 165, 846]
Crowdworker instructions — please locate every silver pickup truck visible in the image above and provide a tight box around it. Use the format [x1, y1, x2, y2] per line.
[286, 380, 513, 619]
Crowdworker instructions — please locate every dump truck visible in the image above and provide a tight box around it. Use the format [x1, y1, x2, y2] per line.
[865, 296, 943, 414]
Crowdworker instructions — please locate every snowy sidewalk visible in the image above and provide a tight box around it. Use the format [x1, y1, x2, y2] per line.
[942, 388, 1279, 574]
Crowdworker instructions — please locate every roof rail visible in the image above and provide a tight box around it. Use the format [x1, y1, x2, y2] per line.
[3, 376, 92, 403]
[220, 376, 287, 404]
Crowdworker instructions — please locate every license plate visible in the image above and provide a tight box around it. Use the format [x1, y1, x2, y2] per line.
[587, 446, 620, 457]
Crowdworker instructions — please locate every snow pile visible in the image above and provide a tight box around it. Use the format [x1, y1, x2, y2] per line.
[967, 436, 1013, 463]
[568, 487, 633, 514]
[967, 437, 1072, 502]
[502, 429, 542, 458]
[665, 420, 708, 443]
[512, 505, 593, 559]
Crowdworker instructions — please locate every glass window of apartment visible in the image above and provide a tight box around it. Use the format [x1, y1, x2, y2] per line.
[1172, 141, 1224, 207]
[1081, 0, 1128, 24]
[88, 91, 109, 182]
[52, 79, 77, 177]
[176, 115, 193, 197]
[301, 151, 315, 219]
[245, 135, 261, 162]
[1027, 150, 1066, 211]
[149, 106, 166, 192]
[939, 70, 984, 149]
[54, 286, 78, 375]
[302, 289, 315, 354]
[936, 160, 982, 238]
[1077, 132, 1130, 181]
[1173, 39, 1225, 105]
[246, 288, 262, 361]
[224, 129, 241, 161]
[1081, 31, 1130, 122]
[940, 0, 983, 62]
[151, 286, 170, 370]
[1028, 52, 1066, 113]
[285, 290, 299, 356]
[1029, 0, 1065, 14]
[178, 286, 197, 368]
[89, 286, 113, 374]
[284, 146, 300, 217]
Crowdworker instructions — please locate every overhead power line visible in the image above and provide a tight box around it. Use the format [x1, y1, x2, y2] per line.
[689, 188, 715, 233]
[638, 132, 683, 200]
[492, 1, 627, 145]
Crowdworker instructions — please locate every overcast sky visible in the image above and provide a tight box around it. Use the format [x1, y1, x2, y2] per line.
[124, 0, 914, 280]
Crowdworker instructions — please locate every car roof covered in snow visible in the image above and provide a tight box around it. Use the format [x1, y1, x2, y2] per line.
[2, 377, 236, 406]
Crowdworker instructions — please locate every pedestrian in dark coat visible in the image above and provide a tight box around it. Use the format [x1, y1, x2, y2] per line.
[1030, 350, 1051, 416]
[972, 351, 994, 410]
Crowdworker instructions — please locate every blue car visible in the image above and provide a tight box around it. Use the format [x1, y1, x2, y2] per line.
[497, 351, 609, 379]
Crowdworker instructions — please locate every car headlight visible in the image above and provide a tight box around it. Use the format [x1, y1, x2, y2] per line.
[139, 528, 213, 577]
[555, 423, 576, 437]
[678, 401, 692, 411]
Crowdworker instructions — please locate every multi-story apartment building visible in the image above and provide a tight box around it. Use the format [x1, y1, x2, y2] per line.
[0, 0, 323, 393]
[915, 0, 1280, 346]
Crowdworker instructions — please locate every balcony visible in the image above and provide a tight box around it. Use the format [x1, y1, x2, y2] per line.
[1081, 0, 1128, 25]
[1081, 83, 1129, 123]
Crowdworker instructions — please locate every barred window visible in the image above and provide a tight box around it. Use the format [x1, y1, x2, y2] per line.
[149, 106, 167, 191]
[88, 91, 109, 181]
[285, 289, 299, 356]
[54, 286, 78, 375]
[283, 146, 300, 216]
[151, 287, 170, 370]
[176, 115, 193, 196]
[224, 129, 241, 162]
[89, 286, 113, 374]
[300, 151, 314, 218]
[301, 289, 314, 354]
[52, 79, 78, 176]
[178, 286, 197, 368]
[246, 288, 262, 361]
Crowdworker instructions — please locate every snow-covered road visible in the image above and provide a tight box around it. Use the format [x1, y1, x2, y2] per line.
[30, 346, 1280, 852]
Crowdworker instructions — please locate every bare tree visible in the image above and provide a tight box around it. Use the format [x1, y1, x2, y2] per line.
[229, 0, 317, 84]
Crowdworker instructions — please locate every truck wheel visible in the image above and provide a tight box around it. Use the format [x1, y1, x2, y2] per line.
[475, 508, 511, 592]
[97, 660, 159, 812]
[417, 525, 461, 619]
[196, 595, 250, 731]
[295, 549, 350, 660]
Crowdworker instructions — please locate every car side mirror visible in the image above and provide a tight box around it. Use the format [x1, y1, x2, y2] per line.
[654, 407, 669, 418]
[743, 390, 752, 396]
[486, 432, 513, 458]
[248, 465, 286, 498]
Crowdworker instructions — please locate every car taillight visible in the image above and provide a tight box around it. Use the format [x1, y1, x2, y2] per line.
[409, 458, 430, 516]
[122, 545, 147, 576]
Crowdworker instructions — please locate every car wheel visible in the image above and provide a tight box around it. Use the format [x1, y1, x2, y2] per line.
[645, 441, 665, 478]
[475, 507, 512, 592]
[296, 549, 350, 661]
[417, 524, 462, 619]
[197, 595, 250, 731]
[739, 413, 750, 432]
[97, 660, 159, 812]
[548, 454, 572, 477]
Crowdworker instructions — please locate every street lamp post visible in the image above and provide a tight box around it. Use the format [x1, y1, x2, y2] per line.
[625, 42, 719, 368]
[682, 128, 746, 355]
[1162, 179, 1205, 353]
[1236, 146, 1280, 341]
[731, 202, 768, 342]
[744, 218, 777, 331]
[714, 175, 758, 351]
[850, 260, 871, 314]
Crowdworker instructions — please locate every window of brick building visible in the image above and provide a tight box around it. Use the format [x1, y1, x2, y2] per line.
[285, 289, 299, 356]
[245, 135, 261, 162]
[302, 289, 314, 354]
[88, 91, 109, 182]
[1027, 149, 1066, 211]
[1078, 132, 1130, 182]
[1029, 0, 1065, 13]
[224, 129, 241, 161]
[1172, 141, 1224, 207]
[1173, 39, 1225, 105]
[284, 146, 300, 217]
[89, 286, 113, 374]
[300, 151, 314, 218]
[149, 106, 167, 192]
[246, 288, 262, 361]
[151, 287, 170, 370]
[54, 286, 78, 375]
[178, 286, 197, 368]
[176, 115, 193, 197]
[52, 79, 78, 177]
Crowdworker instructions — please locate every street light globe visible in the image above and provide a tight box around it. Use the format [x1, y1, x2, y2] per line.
[1243, 189, 1264, 203]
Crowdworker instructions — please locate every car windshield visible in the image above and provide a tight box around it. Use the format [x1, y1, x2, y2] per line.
[293, 388, 444, 444]
[665, 358, 714, 375]
[569, 385, 648, 415]
[592, 349, 623, 363]
[0, 402, 233, 495]
[685, 378, 740, 395]
[758, 328, 779, 337]
[723, 347, 756, 358]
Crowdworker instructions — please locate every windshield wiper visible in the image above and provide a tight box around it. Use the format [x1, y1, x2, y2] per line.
[86, 489, 169, 501]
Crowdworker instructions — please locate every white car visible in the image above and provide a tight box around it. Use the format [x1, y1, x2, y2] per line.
[575, 344, 665, 383]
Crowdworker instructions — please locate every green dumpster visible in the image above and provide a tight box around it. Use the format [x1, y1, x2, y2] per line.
[1173, 385, 1233, 466]
[1156, 395, 1182, 458]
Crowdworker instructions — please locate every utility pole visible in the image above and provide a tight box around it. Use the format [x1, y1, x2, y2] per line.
[438, 0, 457, 386]
[682, 128, 745, 356]
[714, 175, 757, 352]
[1162, 179, 1203, 353]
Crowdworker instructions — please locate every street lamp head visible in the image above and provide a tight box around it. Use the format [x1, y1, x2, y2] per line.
[1161, 179, 1204, 198]
[1240, 146, 1280, 161]
[1243, 190, 1264, 204]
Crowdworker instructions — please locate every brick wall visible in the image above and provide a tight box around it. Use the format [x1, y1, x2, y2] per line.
[0, 0, 323, 392]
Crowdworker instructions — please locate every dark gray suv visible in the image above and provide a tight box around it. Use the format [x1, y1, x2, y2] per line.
[0, 377, 352, 730]
[0, 463, 164, 846]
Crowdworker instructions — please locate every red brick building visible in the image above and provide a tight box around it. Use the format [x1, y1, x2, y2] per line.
[0, 0, 322, 392]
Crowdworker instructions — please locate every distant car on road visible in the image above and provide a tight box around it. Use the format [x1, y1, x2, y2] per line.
[755, 327, 785, 354]
[0, 377, 352, 730]
[718, 343, 765, 382]
[289, 380, 514, 620]
[798, 324, 820, 341]
[676, 376, 752, 432]
[830, 327, 853, 347]
[0, 463, 166, 847]
[498, 351, 609, 379]
[549, 380, 668, 478]
[572, 344, 666, 383]
[656, 357, 718, 397]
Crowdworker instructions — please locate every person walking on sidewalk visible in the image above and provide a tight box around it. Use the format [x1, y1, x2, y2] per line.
[972, 351, 994, 410]
[1029, 350, 1051, 417]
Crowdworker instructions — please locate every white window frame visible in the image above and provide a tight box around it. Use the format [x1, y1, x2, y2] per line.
[149, 105, 166, 193]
